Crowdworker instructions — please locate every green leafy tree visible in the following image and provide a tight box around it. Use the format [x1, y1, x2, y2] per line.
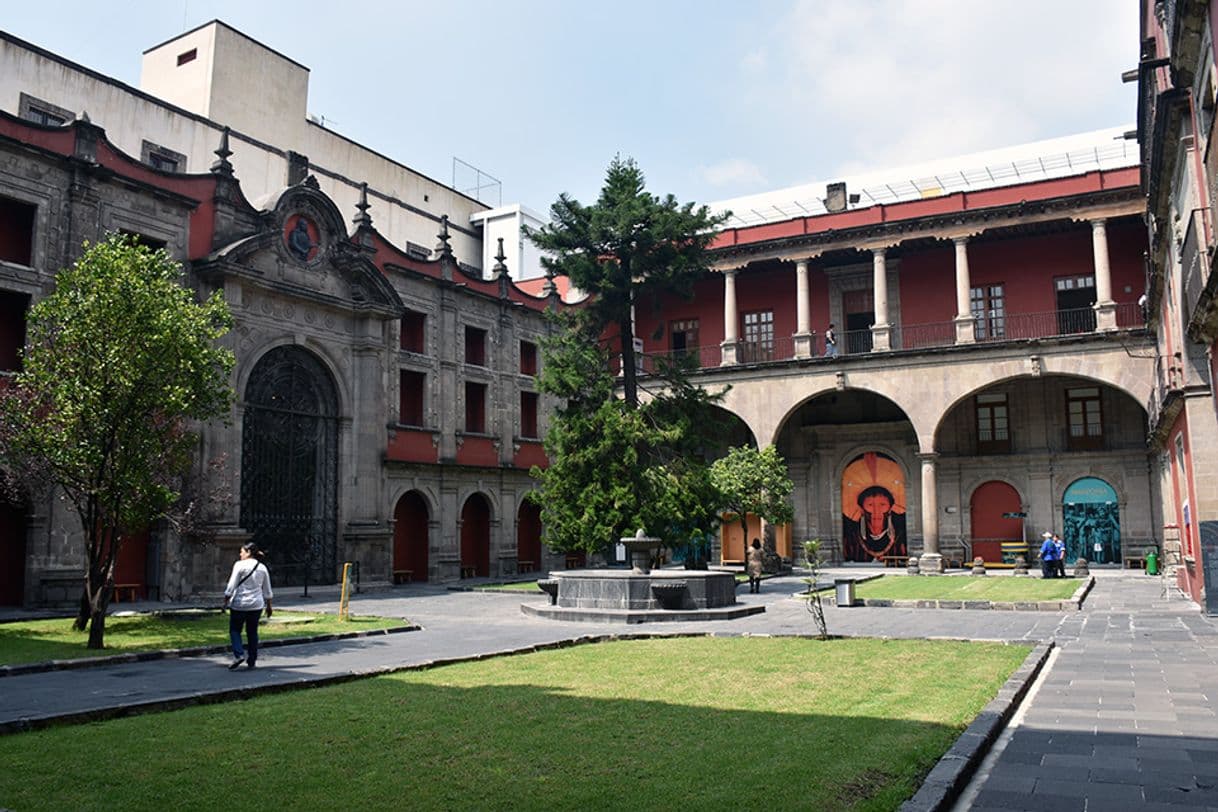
[529, 156, 728, 407]
[0, 235, 234, 648]
[710, 444, 795, 553]
[527, 158, 731, 557]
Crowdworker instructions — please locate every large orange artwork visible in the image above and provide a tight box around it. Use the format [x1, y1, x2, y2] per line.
[841, 451, 907, 562]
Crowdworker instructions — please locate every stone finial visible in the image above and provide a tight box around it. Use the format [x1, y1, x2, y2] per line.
[906, 557, 920, 575]
[971, 556, 986, 576]
[435, 215, 453, 258]
[1073, 558, 1090, 578]
[1013, 555, 1028, 576]
[542, 264, 559, 302]
[494, 238, 508, 278]
[211, 127, 234, 176]
[79, 110, 91, 124]
[352, 182, 373, 229]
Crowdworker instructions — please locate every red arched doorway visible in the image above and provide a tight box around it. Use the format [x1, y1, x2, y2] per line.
[460, 493, 491, 578]
[393, 491, 429, 582]
[0, 499, 27, 605]
[970, 481, 1024, 565]
[516, 501, 542, 573]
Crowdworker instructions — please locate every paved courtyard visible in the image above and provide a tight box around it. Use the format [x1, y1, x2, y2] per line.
[0, 568, 1214, 810]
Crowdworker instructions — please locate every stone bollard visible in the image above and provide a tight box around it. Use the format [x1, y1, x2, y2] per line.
[971, 556, 986, 576]
[1012, 555, 1028, 576]
[1073, 558, 1090, 579]
[906, 556, 920, 575]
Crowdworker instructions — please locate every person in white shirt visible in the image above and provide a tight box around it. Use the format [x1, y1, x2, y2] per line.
[223, 542, 273, 670]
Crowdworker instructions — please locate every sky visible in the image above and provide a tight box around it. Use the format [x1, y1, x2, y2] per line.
[2, 0, 1139, 214]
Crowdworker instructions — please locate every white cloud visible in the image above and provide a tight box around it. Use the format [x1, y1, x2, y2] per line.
[753, 0, 1137, 175]
[698, 158, 769, 188]
[740, 48, 768, 73]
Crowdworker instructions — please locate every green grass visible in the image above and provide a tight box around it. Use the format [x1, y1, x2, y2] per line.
[475, 580, 547, 592]
[0, 636, 1029, 811]
[846, 575, 1082, 602]
[0, 611, 409, 665]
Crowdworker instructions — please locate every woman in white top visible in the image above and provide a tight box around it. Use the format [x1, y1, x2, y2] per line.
[223, 542, 273, 670]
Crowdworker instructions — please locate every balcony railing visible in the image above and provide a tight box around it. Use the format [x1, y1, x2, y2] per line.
[634, 305, 1147, 374]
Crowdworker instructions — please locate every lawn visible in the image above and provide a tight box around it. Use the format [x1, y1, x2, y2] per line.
[0, 611, 409, 666]
[475, 580, 546, 592]
[0, 636, 1029, 811]
[847, 575, 1082, 602]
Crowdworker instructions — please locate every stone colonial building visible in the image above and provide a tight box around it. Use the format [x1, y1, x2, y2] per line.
[1137, 0, 1218, 611]
[632, 137, 1159, 573]
[0, 32, 562, 605]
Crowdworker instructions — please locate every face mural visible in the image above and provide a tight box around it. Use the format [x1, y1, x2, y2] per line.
[841, 452, 907, 561]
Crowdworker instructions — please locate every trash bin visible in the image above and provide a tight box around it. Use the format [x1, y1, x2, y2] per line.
[1146, 550, 1158, 576]
[834, 578, 856, 607]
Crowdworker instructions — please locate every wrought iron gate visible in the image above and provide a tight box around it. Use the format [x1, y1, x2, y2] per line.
[240, 346, 339, 586]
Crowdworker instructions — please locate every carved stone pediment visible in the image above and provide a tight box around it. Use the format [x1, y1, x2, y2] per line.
[196, 183, 403, 319]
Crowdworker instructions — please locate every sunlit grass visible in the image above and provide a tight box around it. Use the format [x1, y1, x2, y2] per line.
[0, 636, 1028, 811]
[848, 575, 1082, 602]
[0, 611, 409, 665]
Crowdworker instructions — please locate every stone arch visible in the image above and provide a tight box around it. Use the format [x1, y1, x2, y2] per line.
[392, 490, 430, 583]
[237, 336, 352, 421]
[459, 492, 493, 578]
[239, 344, 341, 585]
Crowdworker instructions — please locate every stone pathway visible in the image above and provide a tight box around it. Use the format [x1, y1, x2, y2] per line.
[0, 569, 1213, 810]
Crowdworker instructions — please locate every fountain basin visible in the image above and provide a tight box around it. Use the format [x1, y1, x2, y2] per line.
[521, 568, 765, 624]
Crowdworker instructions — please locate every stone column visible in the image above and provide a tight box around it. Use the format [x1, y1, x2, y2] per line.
[1091, 219, 1117, 331]
[918, 453, 944, 573]
[953, 238, 976, 344]
[720, 268, 739, 365]
[871, 248, 892, 351]
[793, 259, 813, 358]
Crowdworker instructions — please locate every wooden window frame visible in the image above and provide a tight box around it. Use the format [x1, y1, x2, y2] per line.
[975, 393, 1011, 454]
[1066, 387, 1104, 451]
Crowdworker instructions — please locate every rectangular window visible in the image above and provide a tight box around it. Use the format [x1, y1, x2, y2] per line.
[19, 93, 72, 127]
[741, 310, 773, 362]
[971, 284, 1005, 340]
[670, 318, 700, 358]
[465, 382, 487, 433]
[976, 393, 1010, 454]
[520, 391, 538, 438]
[465, 326, 487, 367]
[399, 370, 425, 427]
[400, 310, 426, 353]
[1066, 387, 1103, 450]
[520, 340, 537, 375]
[0, 196, 36, 266]
[177, 48, 197, 66]
[0, 291, 30, 373]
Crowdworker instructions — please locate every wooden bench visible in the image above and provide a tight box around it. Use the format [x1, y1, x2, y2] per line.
[392, 569, 413, 584]
[882, 555, 910, 568]
[516, 560, 534, 574]
[112, 583, 140, 603]
[460, 565, 477, 579]
[1123, 556, 1146, 570]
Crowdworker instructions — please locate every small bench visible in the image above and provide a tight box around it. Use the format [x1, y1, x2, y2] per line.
[516, 560, 534, 574]
[460, 565, 477, 579]
[1123, 556, 1146, 570]
[112, 583, 140, 603]
[882, 555, 910, 568]
[392, 569, 413, 585]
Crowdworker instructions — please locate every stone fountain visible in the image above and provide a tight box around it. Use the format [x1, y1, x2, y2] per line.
[522, 529, 765, 624]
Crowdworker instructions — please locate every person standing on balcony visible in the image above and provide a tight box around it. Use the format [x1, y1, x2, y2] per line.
[824, 323, 838, 358]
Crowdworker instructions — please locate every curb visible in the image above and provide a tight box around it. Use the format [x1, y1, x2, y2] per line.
[0, 624, 420, 679]
[899, 640, 1055, 812]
